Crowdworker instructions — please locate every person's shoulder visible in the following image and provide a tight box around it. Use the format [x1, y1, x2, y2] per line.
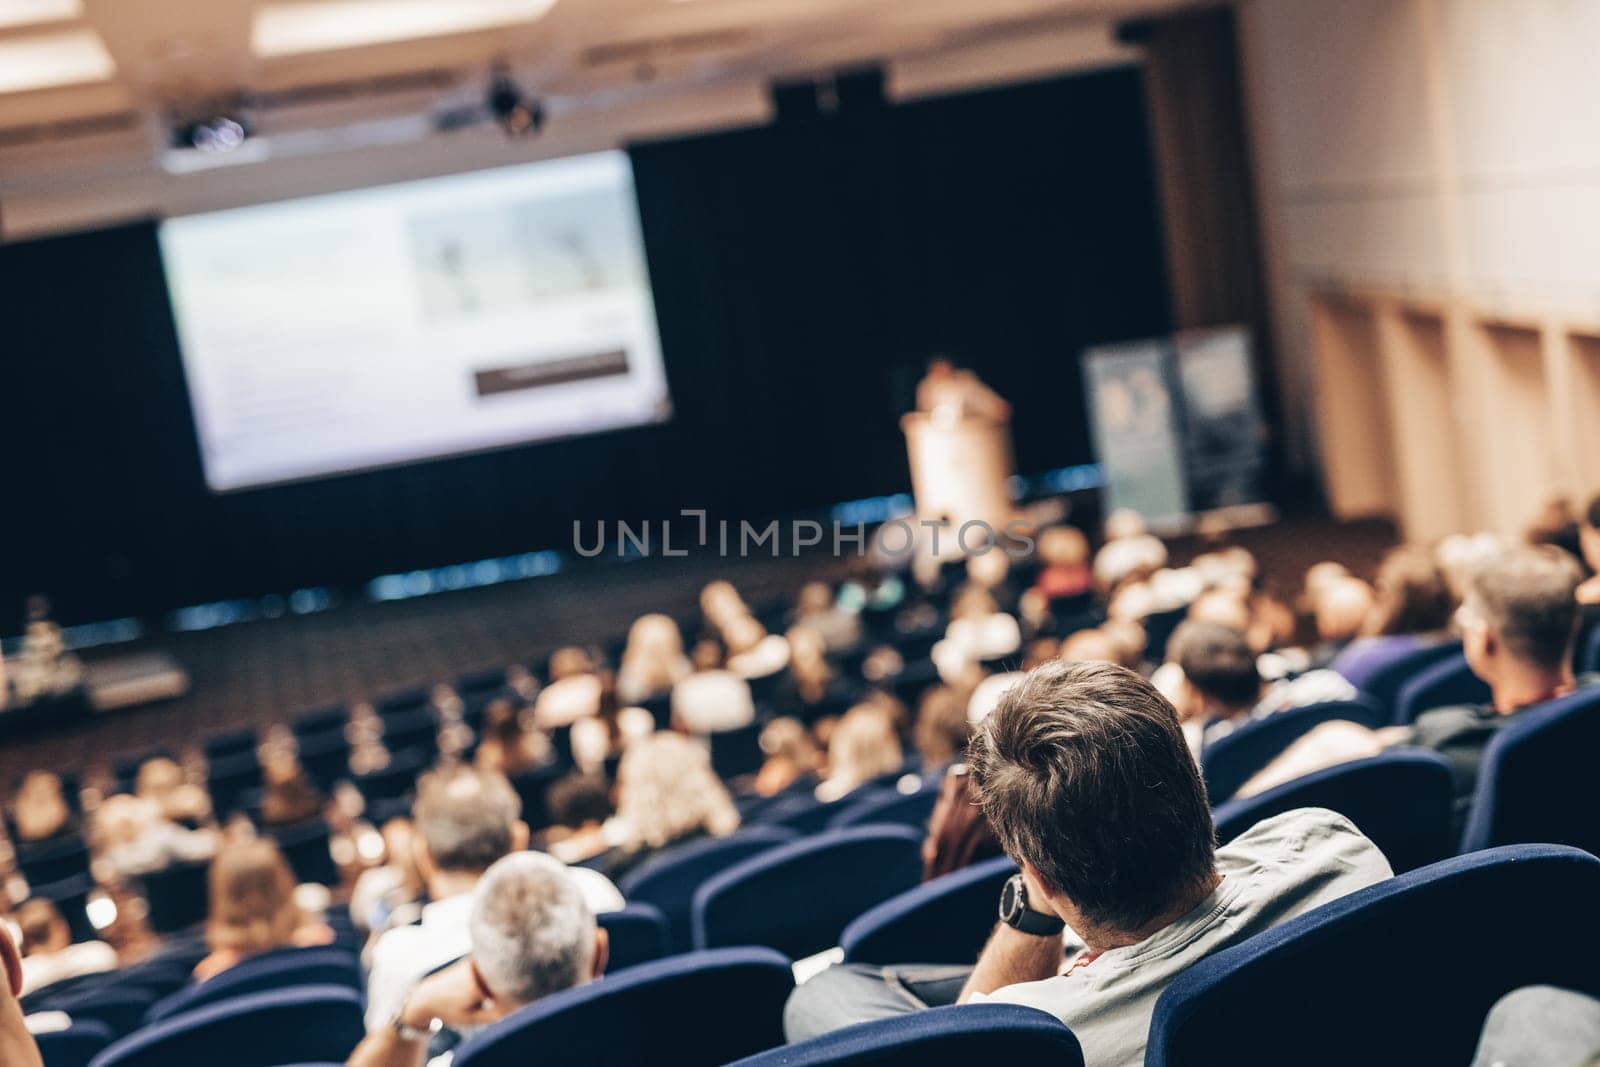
[563, 864, 625, 913]
[1219, 806, 1393, 884]
[1409, 704, 1492, 746]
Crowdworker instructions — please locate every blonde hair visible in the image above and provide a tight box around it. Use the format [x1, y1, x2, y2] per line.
[206, 839, 304, 955]
[823, 705, 903, 796]
[619, 614, 690, 697]
[615, 733, 739, 851]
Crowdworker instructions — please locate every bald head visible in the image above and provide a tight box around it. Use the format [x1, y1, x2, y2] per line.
[1316, 577, 1375, 643]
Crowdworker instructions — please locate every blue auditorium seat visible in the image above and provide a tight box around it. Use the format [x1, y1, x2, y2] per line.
[617, 826, 798, 951]
[374, 686, 432, 718]
[452, 948, 794, 1067]
[828, 782, 940, 832]
[16, 836, 92, 886]
[1392, 653, 1490, 725]
[27, 873, 96, 943]
[294, 731, 351, 792]
[1459, 686, 1600, 855]
[205, 752, 264, 818]
[51, 986, 160, 1038]
[727, 1004, 1082, 1066]
[709, 720, 766, 780]
[1199, 698, 1385, 802]
[595, 903, 671, 973]
[35, 1020, 114, 1067]
[353, 748, 431, 809]
[203, 730, 257, 763]
[136, 860, 210, 934]
[841, 854, 1017, 966]
[88, 984, 364, 1067]
[693, 826, 924, 957]
[1353, 639, 1465, 712]
[379, 708, 440, 759]
[144, 946, 361, 1023]
[290, 706, 348, 739]
[266, 816, 341, 886]
[1146, 845, 1600, 1067]
[754, 793, 853, 834]
[1582, 625, 1600, 674]
[1211, 751, 1455, 873]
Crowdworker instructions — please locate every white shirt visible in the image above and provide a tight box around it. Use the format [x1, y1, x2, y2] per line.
[671, 670, 755, 735]
[363, 861, 623, 1032]
[21, 941, 118, 997]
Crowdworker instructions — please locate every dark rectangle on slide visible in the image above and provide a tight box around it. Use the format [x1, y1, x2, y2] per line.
[474, 349, 630, 397]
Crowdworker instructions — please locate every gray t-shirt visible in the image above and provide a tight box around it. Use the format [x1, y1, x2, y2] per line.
[977, 807, 1392, 1067]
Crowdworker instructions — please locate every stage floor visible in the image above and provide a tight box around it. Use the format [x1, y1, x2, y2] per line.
[0, 512, 1399, 790]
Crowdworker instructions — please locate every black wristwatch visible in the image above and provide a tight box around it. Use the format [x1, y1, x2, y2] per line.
[998, 873, 1065, 936]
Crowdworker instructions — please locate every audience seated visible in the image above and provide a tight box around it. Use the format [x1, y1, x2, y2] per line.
[791, 582, 863, 655]
[472, 700, 548, 778]
[259, 753, 325, 828]
[920, 765, 1002, 881]
[14, 899, 117, 997]
[753, 719, 822, 798]
[136, 757, 213, 828]
[1329, 545, 1456, 689]
[1166, 621, 1262, 754]
[1249, 544, 1595, 814]
[616, 614, 691, 706]
[911, 687, 970, 772]
[784, 661, 1390, 1067]
[532, 648, 602, 729]
[597, 733, 740, 879]
[541, 775, 614, 865]
[193, 838, 333, 981]
[364, 765, 620, 1031]
[346, 852, 606, 1067]
[93, 794, 216, 881]
[671, 638, 757, 736]
[348, 817, 425, 938]
[815, 705, 903, 803]
[13, 772, 75, 846]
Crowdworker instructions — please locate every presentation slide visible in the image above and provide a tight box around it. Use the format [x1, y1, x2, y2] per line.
[159, 150, 672, 492]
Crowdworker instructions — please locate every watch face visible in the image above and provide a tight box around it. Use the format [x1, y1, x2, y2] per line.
[999, 874, 1023, 923]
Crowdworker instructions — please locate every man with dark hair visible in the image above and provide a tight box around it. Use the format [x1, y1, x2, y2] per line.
[1168, 620, 1262, 751]
[784, 661, 1390, 1065]
[1409, 543, 1591, 809]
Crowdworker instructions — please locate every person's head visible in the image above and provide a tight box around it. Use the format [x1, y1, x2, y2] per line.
[94, 793, 161, 850]
[922, 764, 1004, 881]
[969, 660, 1216, 944]
[547, 647, 595, 682]
[260, 754, 321, 827]
[1058, 627, 1120, 665]
[796, 581, 835, 616]
[914, 687, 971, 767]
[786, 626, 831, 698]
[13, 773, 69, 843]
[759, 717, 821, 774]
[621, 614, 686, 693]
[1525, 494, 1585, 564]
[135, 758, 184, 801]
[1094, 536, 1168, 596]
[411, 766, 529, 893]
[699, 581, 747, 627]
[468, 852, 606, 1011]
[546, 775, 612, 831]
[1363, 545, 1456, 637]
[1315, 576, 1375, 644]
[1038, 525, 1090, 569]
[824, 704, 903, 793]
[14, 900, 70, 957]
[1303, 561, 1350, 603]
[615, 732, 739, 851]
[1582, 493, 1600, 574]
[1186, 590, 1252, 633]
[1104, 509, 1147, 542]
[1457, 545, 1583, 697]
[1168, 621, 1261, 720]
[689, 636, 725, 673]
[205, 838, 304, 956]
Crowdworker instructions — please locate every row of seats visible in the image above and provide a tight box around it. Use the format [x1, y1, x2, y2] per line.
[41, 845, 1598, 1067]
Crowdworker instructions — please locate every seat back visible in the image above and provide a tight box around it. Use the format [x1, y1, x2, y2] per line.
[727, 1004, 1082, 1066]
[89, 984, 364, 1067]
[756, 793, 852, 834]
[1582, 624, 1600, 674]
[51, 986, 161, 1038]
[266, 817, 340, 886]
[453, 948, 794, 1067]
[16, 836, 92, 886]
[1353, 639, 1463, 709]
[828, 783, 940, 832]
[1211, 752, 1455, 873]
[617, 827, 797, 951]
[709, 721, 766, 781]
[1146, 845, 1600, 1067]
[137, 860, 210, 934]
[35, 1021, 115, 1067]
[841, 854, 1017, 965]
[1392, 654, 1490, 725]
[596, 903, 671, 973]
[1200, 699, 1385, 802]
[1459, 687, 1600, 854]
[145, 946, 361, 1023]
[693, 826, 923, 957]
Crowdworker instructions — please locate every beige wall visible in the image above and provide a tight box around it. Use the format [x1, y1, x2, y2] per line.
[1238, 0, 1600, 534]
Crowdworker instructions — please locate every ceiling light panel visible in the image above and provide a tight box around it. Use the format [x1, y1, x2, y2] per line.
[253, 0, 559, 58]
[0, 29, 114, 95]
